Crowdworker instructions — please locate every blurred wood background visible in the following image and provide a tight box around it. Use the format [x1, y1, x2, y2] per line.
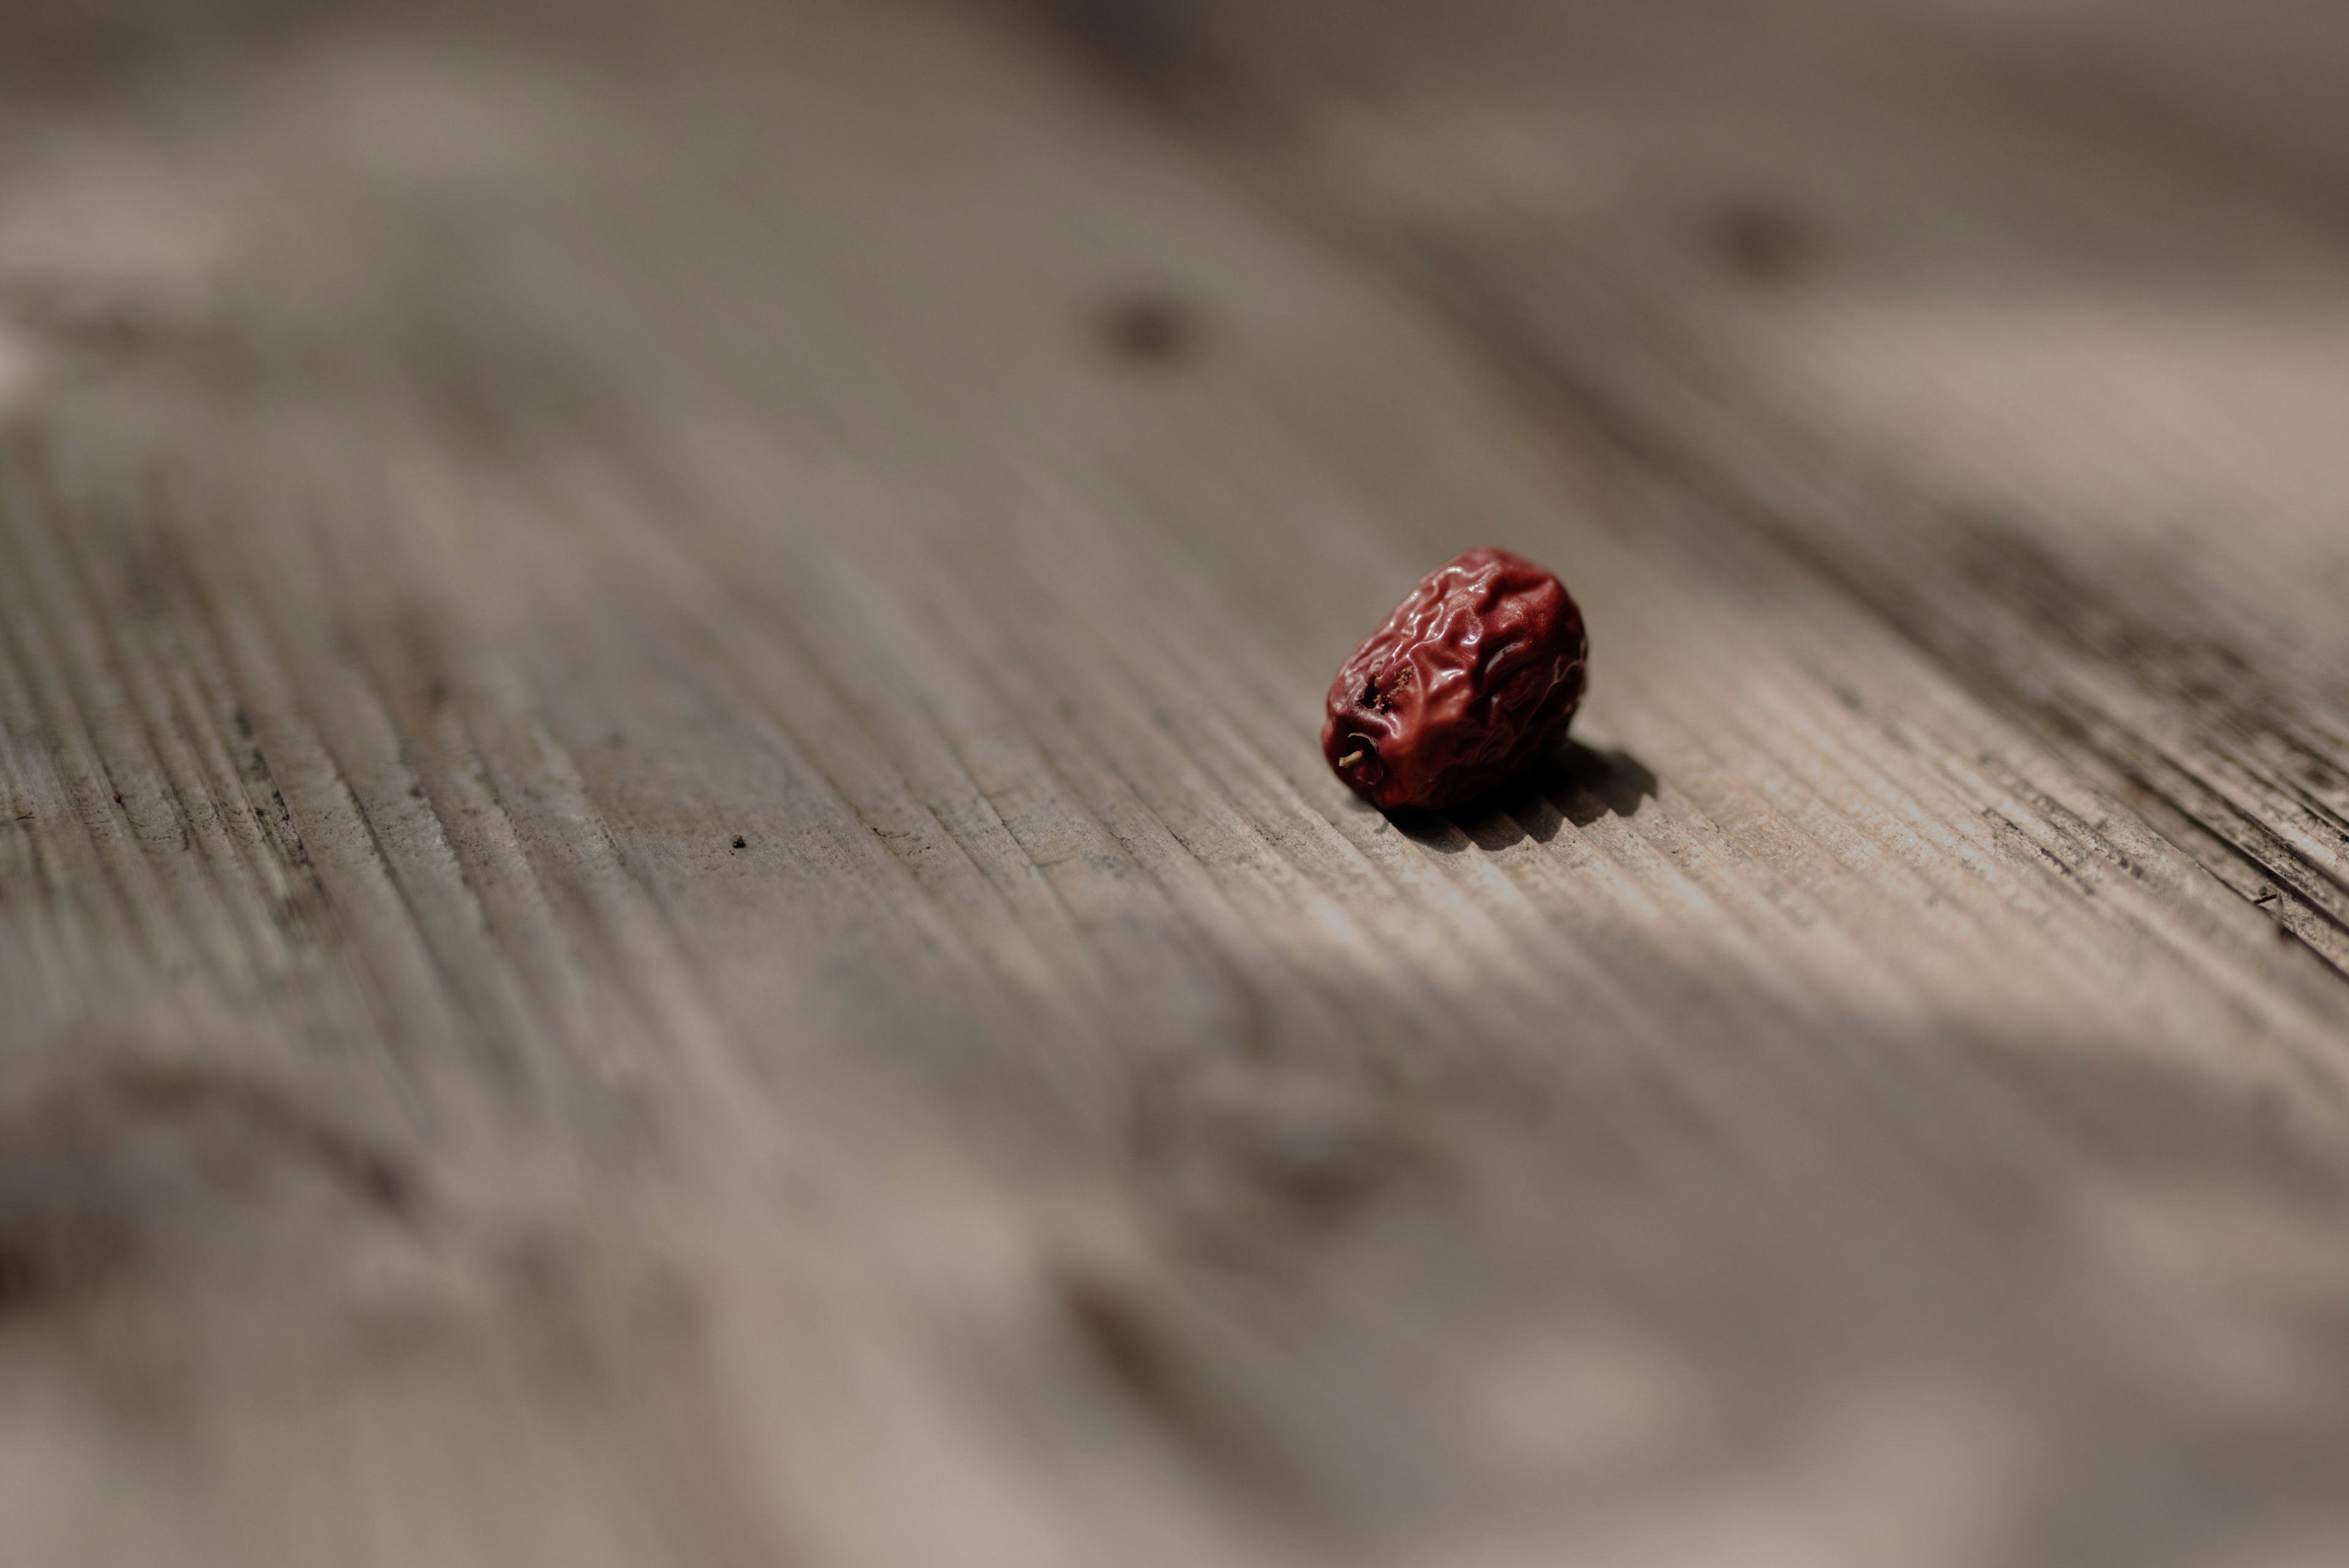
[3, 1, 2348, 1562]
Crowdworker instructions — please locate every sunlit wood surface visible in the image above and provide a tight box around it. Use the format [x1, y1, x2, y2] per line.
[3, 1, 2348, 1562]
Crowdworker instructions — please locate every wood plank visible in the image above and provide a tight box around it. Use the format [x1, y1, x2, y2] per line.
[0, 0, 2345, 1562]
[1040, 0, 2349, 974]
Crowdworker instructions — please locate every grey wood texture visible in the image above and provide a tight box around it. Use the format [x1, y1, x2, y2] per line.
[1, 1, 2346, 1564]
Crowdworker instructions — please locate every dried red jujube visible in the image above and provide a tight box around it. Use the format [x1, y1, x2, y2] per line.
[1322, 548, 1587, 811]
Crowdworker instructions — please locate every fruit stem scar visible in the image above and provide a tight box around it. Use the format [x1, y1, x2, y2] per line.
[1337, 749, 1366, 768]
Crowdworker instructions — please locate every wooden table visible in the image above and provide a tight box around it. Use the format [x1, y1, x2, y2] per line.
[4, 1, 2347, 1561]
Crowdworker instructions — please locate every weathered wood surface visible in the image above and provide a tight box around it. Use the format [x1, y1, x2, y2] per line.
[1053, 0, 2349, 972]
[1, 1, 2347, 1563]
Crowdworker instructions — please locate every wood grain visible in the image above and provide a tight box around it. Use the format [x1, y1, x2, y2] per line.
[1037, 0, 2349, 973]
[0, 1, 2345, 1563]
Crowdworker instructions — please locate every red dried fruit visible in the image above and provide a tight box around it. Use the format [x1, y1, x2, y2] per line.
[1322, 548, 1587, 811]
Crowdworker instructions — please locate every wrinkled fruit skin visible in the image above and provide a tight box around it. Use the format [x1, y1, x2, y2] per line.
[1323, 548, 1587, 812]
